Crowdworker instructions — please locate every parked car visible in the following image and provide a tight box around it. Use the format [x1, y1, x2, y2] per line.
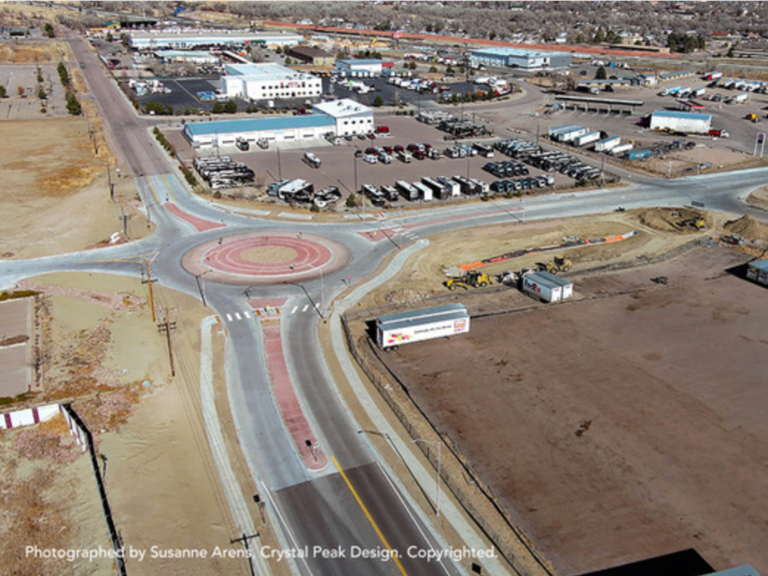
[363, 154, 378, 164]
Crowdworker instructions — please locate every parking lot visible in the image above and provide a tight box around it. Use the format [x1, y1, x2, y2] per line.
[167, 113, 600, 209]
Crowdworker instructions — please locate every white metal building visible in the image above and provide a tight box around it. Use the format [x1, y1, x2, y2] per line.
[128, 29, 303, 50]
[183, 98, 373, 147]
[650, 110, 712, 134]
[336, 59, 387, 75]
[469, 47, 572, 70]
[220, 63, 323, 101]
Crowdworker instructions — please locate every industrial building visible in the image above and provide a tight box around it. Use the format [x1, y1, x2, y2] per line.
[182, 98, 373, 148]
[286, 46, 335, 67]
[650, 110, 712, 133]
[128, 29, 304, 51]
[469, 47, 572, 70]
[336, 59, 394, 75]
[154, 50, 220, 65]
[220, 63, 322, 101]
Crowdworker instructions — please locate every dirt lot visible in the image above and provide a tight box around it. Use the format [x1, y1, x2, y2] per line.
[0, 63, 70, 119]
[0, 117, 151, 259]
[0, 272, 259, 576]
[377, 244, 768, 575]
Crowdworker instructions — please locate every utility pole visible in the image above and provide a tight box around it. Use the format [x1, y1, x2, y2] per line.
[230, 533, 259, 576]
[119, 205, 131, 239]
[141, 258, 158, 322]
[157, 308, 177, 378]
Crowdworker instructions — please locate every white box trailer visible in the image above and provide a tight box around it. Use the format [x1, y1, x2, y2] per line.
[595, 136, 620, 152]
[522, 271, 573, 303]
[730, 92, 748, 104]
[412, 181, 433, 201]
[557, 127, 588, 143]
[548, 124, 580, 137]
[377, 303, 470, 350]
[611, 143, 634, 156]
[576, 131, 601, 147]
[437, 176, 461, 196]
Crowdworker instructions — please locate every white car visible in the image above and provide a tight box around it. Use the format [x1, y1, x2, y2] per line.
[363, 154, 378, 164]
[378, 152, 392, 164]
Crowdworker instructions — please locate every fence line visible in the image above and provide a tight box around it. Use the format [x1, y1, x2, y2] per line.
[62, 404, 127, 576]
[340, 314, 552, 576]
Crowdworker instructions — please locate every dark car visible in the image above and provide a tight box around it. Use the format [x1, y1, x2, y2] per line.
[394, 144, 405, 153]
[354, 150, 363, 158]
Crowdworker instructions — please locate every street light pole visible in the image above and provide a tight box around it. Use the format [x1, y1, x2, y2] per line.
[411, 438, 441, 517]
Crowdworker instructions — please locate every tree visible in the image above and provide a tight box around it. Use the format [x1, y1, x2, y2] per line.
[17, 86, 25, 97]
[595, 65, 607, 80]
[593, 28, 605, 44]
[43, 23, 55, 38]
[284, 57, 293, 65]
[212, 101, 224, 114]
[0, 86, 6, 98]
[429, 65, 437, 73]
[38, 88, 47, 100]
[66, 93, 81, 115]
[106, 31, 113, 42]
[372, 94, 384, 107]
[223, 99, 238, 114]
[345, 194, 358, 208]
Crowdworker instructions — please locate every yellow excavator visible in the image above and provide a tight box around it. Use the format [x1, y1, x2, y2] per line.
[444, 270, 493, 290]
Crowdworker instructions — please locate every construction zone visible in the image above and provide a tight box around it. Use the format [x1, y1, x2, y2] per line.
[348, 206, 768, 576]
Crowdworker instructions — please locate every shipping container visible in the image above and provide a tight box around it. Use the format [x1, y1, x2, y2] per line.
[377, 303, 470, 350]
[627, 149, 652, 161]
[611, 143, 634, 156]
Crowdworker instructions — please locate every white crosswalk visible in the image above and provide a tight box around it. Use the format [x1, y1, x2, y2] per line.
[221, 302, 318, 322]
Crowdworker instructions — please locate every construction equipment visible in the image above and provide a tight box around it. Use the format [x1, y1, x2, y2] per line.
[444, 270, 493, 290]
[721, 234, 745, 246]
[746, 112, 758, 123]
[679, 215, 706, 230]
[538, 256, 573, 274]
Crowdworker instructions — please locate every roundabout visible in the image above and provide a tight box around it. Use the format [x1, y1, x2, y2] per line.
[182, 231, 352, 285]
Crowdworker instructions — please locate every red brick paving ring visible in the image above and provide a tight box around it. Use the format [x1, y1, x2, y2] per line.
[182, 232, 352, 285]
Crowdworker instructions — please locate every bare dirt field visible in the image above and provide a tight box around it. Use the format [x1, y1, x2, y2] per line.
[0, 117, 151, 259]
[0, 272, 258, 576]
[376, 244, 768, 575]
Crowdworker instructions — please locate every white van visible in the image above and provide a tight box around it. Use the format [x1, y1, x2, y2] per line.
[303, 152, 321, 168]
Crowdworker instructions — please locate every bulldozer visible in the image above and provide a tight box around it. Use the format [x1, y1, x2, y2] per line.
[537, 256, 573, 274]
[444, 270, 493, 290]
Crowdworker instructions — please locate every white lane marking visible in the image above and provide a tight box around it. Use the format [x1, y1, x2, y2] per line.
[302, 304, 309, 312]
[375, 461, 453, 576]
[244, 311, 251, 319]
[262, 483, 316, 576]
[226, 313, 233, 322]
[291, 306, 298, 314]
[235, 312, 242, 321]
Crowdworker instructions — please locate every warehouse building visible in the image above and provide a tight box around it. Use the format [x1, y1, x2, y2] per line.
[220, 63, 322, 101]
[336, 59, 394, 75]
[650, 110, 712, 133]
[128, 29, 303, 51]
[469, 47, 572, 70]
[287, 46, 335, 67]
[154, 50, 219, 65]
[182, 98, 373, 147]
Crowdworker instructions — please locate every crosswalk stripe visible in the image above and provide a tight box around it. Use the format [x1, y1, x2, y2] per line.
[235, 312, 242, 320]
[302, 304, 309, 312]
[291, 306, 298, 314]
[244, 311, 251, 319]
[226, 313, 233, 322]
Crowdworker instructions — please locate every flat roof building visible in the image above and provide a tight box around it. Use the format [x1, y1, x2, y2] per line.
[337, 59, 393, 74]
[128, 29, 303, 50]
[470, 47, 572, 69]
[155, 50, 219, 64]
[287, 46, 335, 67]
[183, 98, 373, 148]
[220, 63, 322, 101]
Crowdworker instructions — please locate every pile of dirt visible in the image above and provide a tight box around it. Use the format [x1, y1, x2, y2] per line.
[385, 288, 430, 306]
[638, 207, 704, 233]
[724, 215, 768, 241]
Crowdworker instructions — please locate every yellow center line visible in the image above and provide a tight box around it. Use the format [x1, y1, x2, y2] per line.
[331, 456, 409, 576]
[146, 176, 161, 205]
[160, 174, 177, 203]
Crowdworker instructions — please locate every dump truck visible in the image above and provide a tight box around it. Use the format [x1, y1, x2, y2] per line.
[376, 303, 470, 350]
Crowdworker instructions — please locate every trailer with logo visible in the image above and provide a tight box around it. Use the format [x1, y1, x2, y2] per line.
[376, 303, 470, 350]
[522, 271, 574, 303]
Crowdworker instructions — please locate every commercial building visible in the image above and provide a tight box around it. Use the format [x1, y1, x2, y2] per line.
[128, 29, 303, 51]
[182, 98, 373, 148]
[469, 47, 572, 70]
[650, 110, 712, 133]
[220, 63, 322, 101]
[154, 50, 220, 65]
[286, 46, 335, 67]
[336, 59, 393, 75]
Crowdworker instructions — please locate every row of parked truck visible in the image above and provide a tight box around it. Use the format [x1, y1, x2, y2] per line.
[360, 175, 491, 206]
[495, 138, 603, 181]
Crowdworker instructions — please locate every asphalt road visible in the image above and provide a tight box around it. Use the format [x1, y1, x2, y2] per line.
[2, 31, 768, 576]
